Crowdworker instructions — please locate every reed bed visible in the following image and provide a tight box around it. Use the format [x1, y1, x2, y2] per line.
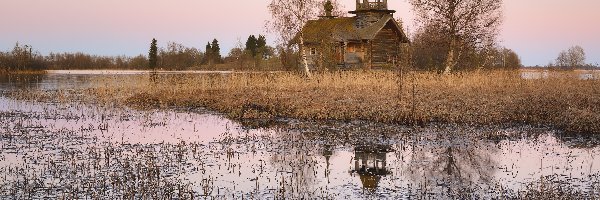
[86, 70, 600, 134]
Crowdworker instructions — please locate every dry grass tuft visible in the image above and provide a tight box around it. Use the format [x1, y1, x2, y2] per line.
[87, 70, 600, 134]
[516, 175, 599, 199]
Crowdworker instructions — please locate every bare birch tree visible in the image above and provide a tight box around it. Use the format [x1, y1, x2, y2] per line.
[410, 0, 503, 74]
[267, 0, 320, 77]
[567, 45, 586, 68]
[556, 45, 586, 69]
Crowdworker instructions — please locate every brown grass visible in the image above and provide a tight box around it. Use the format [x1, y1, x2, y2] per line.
[87, 70, 600, 134]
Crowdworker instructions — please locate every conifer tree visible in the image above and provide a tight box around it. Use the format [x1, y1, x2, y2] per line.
[148, 38, 158, 69]
[245, 35, 258, 57]
[257, 35, 267, 49]
[204, 42, 212, 64]
[257, 35, 267, 58]
[211, 39, 221, 63]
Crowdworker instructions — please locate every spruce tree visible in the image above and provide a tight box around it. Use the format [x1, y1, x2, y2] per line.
[211, 39, 221, 63]
[257, 35, 267, 49]
[245, 35, 258, 57]
[257, 35, 267, 58]
[204, 42, 212, 64]
[148, 38, 158, 69]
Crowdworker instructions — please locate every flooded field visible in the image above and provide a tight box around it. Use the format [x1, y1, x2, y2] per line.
[1, 71, 599, 199]
[521, 69, 600, 80]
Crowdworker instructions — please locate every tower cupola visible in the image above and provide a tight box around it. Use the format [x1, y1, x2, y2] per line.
[349, 0, 396, 28]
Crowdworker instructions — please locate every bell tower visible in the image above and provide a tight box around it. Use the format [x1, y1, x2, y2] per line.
[350, 0, 396, 28]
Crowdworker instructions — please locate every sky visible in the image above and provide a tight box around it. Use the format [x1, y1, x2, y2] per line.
[0, 0, 598, 66]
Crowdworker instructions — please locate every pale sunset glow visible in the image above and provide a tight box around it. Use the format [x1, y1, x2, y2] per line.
[1, 0, 598, 66]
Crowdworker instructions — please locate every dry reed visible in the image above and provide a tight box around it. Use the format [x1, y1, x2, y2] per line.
[87, 70, 600, 134]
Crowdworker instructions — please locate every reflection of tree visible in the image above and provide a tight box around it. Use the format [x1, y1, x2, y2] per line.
[402, 134, 498, 195]
[0, 74, 45, 91]
[267, 129, 321, 198]
[260, 121, 400, 193]
[322, 144, 333, 183]
[265, 123, 391, 197]
[253, 121, 402, 196]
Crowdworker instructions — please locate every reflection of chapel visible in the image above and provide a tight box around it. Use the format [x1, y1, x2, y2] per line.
[301, 0, 410, 69]
[350, 145, 392, 190]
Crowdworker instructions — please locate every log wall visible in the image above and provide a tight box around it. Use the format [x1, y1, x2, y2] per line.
[371, 23, 401, 64]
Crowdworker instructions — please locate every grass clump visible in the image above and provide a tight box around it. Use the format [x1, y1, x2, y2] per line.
[515, 175, 600, 199]
[88, 70, 600, 134]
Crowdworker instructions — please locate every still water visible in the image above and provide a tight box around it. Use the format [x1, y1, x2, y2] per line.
[0, 71, 599, 198]
[520, 69, 600, 80]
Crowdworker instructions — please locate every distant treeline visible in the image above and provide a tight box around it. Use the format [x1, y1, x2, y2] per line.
[0, 43, 47, 72]
[2, 38, 595, 73]
[0, 39, 288, 73]
[0, 43, 150, 72]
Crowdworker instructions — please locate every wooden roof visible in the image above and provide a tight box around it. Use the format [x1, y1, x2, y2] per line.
[297, 15, 410, 44]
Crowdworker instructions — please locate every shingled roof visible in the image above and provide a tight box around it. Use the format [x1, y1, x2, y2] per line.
[297, 15, 409, 44]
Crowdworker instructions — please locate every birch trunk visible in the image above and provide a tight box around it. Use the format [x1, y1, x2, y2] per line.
[299, 32, 312, 77]
[444, 39, 456, 75]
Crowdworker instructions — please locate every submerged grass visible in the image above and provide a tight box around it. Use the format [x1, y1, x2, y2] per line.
[84, 70, 600, 135]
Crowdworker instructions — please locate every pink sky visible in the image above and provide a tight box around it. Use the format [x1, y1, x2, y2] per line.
[1, 0, 598, 66]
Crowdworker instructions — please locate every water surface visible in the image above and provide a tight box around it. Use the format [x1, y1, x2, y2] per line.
[520, 69, 600, 80]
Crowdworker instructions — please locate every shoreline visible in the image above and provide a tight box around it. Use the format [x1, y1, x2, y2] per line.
[0, 70, 47, 75]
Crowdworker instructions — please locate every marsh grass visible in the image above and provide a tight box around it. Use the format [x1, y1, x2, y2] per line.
[0, 111, 197, 199]
[85, 70, 600, 134]
[516, 175, 600, 199]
